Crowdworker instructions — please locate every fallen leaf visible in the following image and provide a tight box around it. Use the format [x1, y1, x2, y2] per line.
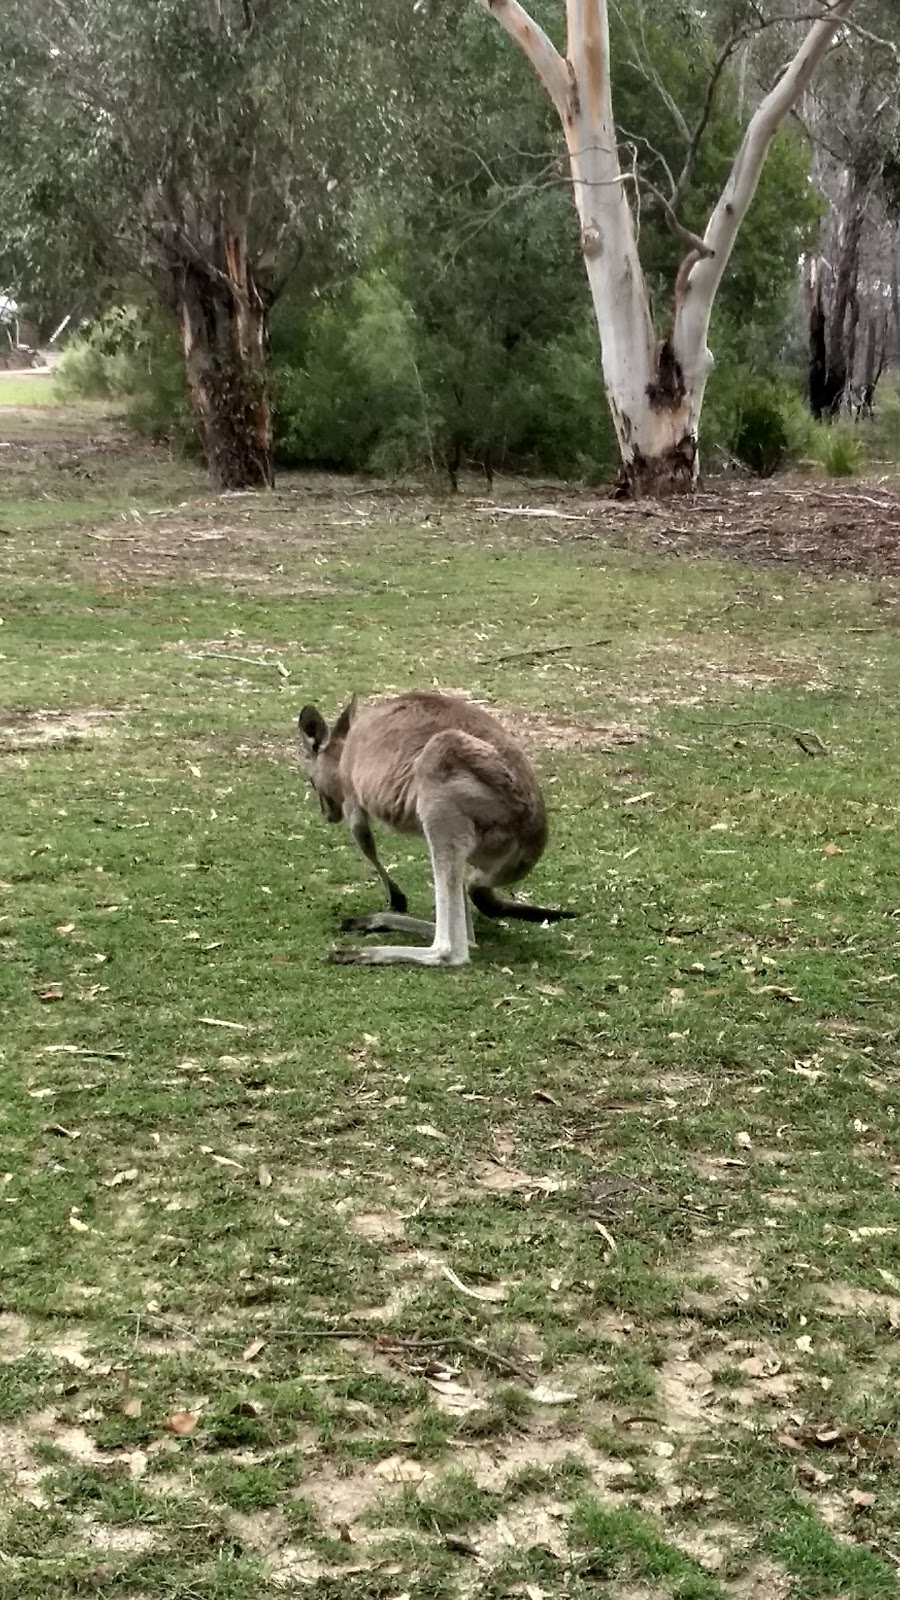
[242, 1339, 266, 1362]
[257, 1164, 272, 1188]
[122, 1396, 143, 1418]
[848, 1490, 875, 1510]
[68, 1213, 90, 1233]
[37, 985, 65, 1002]
[54, 1343, 93, 1370]
[654, 1440, 676, 1458]
[622, 790, 654, 805]
[165, 1410, 199, 1436]
[795, 1334, 814, 1354]
[798, 1460, 832, 1488]
[200, 1149, 244, 1171]
[57, 923, 76, 935]
[822, 843, 843, 856]
[734, 1131, 752, 1150]
[740, 1353, 783, 1380]
[414, 1124, 446, 1142]
[427, 1378, 488, 1415]
[197, 1016, 250, 1031]
[439, 1264, 506, 1303]
[530, 1385, 578, 1405]
[594, 1221, 617, 1257]
[103, 1168, 138, 1187]
[46, 1123, 80, 1139]
[372, 1455, 432, 1484]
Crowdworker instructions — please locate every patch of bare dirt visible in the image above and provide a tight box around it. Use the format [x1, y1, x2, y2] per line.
[475, 478, 900, 581]
[606, 1589, 668, 1600]
[81, 503, 360, 591]
[227, 1508, 288, 1554]
[499, 707, 649, 754]
[0, 1312, 30, 1362]
[657, 1332, 799, 1439]
[726, 1558, 791, 1598]
[0, 707, 123, 752]
[471, 1496, 569, 1560]
[78, 1519, 164, 1554]
[821, 1282, 900, 1326]
[348, 1209, 408, 1244]
[295, 1461, 388, 1536]
[681, 1242, 760, 1313]
[465, 1435, 633, 1494]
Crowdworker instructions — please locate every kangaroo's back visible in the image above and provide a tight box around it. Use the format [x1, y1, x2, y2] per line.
[340, 692, 542, 836]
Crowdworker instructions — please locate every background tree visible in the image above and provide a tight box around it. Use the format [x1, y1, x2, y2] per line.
[798, 3, 900, 417]
[0, 0, 409, 488]
[466, 0, 864, 495]
[263, 3, 817, 487]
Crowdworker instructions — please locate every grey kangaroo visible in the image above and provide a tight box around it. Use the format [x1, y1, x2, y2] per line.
[297, 691, 574, 966]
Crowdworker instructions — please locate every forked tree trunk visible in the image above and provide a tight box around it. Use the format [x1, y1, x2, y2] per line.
[176, 237, 273, 491]
[474, 0, 859, 497]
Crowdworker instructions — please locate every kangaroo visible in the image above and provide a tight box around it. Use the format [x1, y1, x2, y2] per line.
[297, 691, 574, 966]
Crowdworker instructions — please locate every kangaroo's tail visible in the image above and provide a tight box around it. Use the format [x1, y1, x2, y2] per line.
[469, 886, 576, 924]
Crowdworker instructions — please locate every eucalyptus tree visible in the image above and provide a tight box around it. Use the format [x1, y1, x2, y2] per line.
[800, 1, 900, 415]
[466, 0, 866, 494]
[0, 0, 409, 488]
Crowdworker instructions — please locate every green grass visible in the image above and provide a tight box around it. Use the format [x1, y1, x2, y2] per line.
[1, 412, 900, 1598]
[0, 371, 60, 406]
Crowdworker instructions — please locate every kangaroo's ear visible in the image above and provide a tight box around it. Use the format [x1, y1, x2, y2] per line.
[330, 695, 358, 742]
[298, 704, 329, 755]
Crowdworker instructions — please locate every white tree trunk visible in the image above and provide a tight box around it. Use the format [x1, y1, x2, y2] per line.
[474, 0, 860, 496]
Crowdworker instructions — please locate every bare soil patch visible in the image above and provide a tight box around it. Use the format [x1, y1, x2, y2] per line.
[82, 509, 348, 590]
[0, 707, 124, 752]
[475, 477, 900, 581]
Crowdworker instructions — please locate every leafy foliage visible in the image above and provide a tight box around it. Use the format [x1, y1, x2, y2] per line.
[23, 0, 838, 483]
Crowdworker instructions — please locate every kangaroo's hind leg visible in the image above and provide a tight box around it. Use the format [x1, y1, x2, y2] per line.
[329, 826, 470, 966]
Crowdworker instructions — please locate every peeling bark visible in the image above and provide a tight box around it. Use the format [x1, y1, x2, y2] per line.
[175, 242, 273, 492]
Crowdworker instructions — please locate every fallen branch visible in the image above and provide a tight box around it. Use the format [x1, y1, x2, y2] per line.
[186, 650, 290, 678]
[476, 505, 590, 521]
[699, 719, 828, 756]
[485, 637, 612, 665]
[282, 1326, 538, 1385]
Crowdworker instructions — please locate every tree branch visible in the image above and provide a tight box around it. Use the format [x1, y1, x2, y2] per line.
[642, 179, 714, 258]
[472, 0, 569, 120]
[678, 0, 861, 339]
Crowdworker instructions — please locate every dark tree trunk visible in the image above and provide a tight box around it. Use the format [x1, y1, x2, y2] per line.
[809, 279, 829, 420]
[808, 187, 867, 421]
[176, 236, 273, 491]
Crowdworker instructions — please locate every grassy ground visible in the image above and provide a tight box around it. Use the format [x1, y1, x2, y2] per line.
[2, 394, 900, 1600]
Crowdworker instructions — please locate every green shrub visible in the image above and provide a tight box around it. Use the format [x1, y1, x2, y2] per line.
[57, 304, 194, 448]
[270, 273, 617, 483]
[813, 422, 861, 478]
[733, 379, 792, 477]
[702, 360, 811, 478]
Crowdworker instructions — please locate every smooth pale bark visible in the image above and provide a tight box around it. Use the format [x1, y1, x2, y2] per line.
[474, 0, 861, 495]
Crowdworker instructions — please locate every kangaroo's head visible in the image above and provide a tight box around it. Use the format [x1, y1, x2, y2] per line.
[297, 697, 357, 823]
